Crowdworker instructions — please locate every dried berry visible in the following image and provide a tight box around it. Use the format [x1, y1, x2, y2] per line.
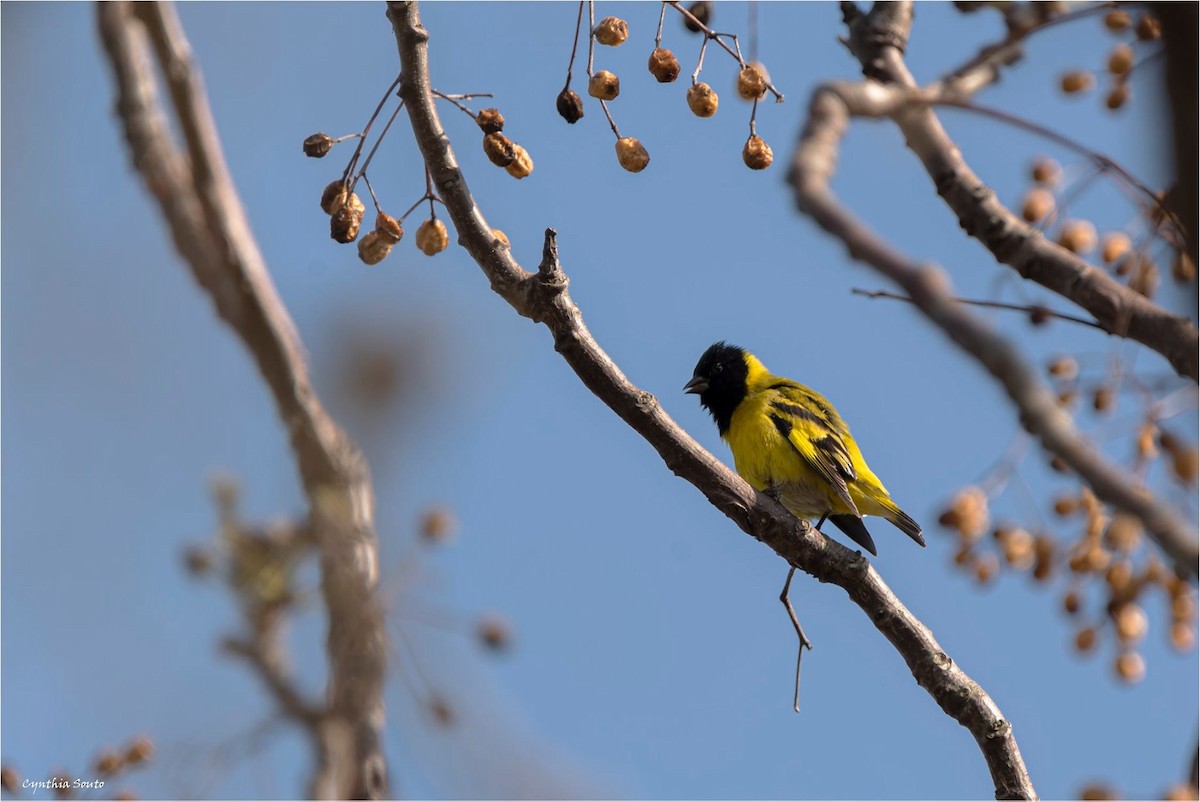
[556, 88, 585, 124]
[683, 1, 711, 32]
[594, 16, 628, 46]
[475, 107, 505, 135]
[1100, 232, 1131, 264]
[320, 180, 350, 214]
[1058, 220, 1097, 254]
[415, 218, 449, 256]
[1172, 446, 1199, 484]
[1029, 305, 1051, 326]
[1108, 44, 1134, 76]
[330, 193, 365, 244]
[1129, 257, 1159, 298]
[687, 82, 719, 117]
[1031, 157, 1061, 185]
[420, 506, 456, 543]
[1105, 515, 1142, 551]
[505, 144, 534, 179]
[1047, 355, 1078, 380]
[1060, 70, 1094, 94]
[477, 613, 513, 651]
[975, 553, 998, 584]
[375, 212, 403, 245]
[1074, 626, 1098, 653]
[1170, 621, 1195, 652]
[1114, 603, 1147, 643]
[1, 767, 17, 794]
[648, 48, 681, 83]
[184, 546, 214, 576]
[1114, 650, 1145, 683]
[615, 136, 650, 173]
[1106, 83, 1130, 111]
[125, 737, 154, 765]
[483, 132, 516, 167]
[588, 70, 620, 101]
[1053, 494, 1079, 517]
[1173, 251, 1196, 282]
[938, 486, 989, 540]
[742, 135, 773, 170]
[357, 231, 392, 265]
[736, 64, 768, 100]
[303, 132, 334, 158]
[1021, 188, 1054, 222]
[1104, 11, 1131, 31]
[1063, 591, 1081, 615]
[1092, 385, 1114, 413]
[1137, 421, 1159, 461]
[1135, 13, 1161, 40]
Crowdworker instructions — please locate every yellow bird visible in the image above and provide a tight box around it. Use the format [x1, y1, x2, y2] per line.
[685, 342, 924, 710]
[684, 341, 924, 554]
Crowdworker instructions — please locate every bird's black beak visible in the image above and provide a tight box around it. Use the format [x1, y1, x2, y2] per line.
[683, 376, 708, 395]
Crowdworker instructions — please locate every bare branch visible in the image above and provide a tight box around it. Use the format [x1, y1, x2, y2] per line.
[851, 287, 1108, 331]
[97, 3, 388, 798]
[790, 5, 1197, 578]
[386, 2, 1036, 797]
[840, 1, 1198, 383]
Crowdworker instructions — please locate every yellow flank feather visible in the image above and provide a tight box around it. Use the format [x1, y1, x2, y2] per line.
[686, 342, 923, 555]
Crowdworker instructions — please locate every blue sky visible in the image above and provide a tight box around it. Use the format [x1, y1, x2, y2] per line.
[3, 3, 1197, 799]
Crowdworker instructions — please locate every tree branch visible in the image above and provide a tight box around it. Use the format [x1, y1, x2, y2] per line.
[845, 1, 1198, 383]
[387, 2, 1036, 797]
[97, 3, 388, 798]
[789, 4, 1197, 577]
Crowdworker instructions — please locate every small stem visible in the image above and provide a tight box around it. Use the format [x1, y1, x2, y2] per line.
[666, 1, 783, 100]
[749, 96, 759, 136]
[361, 173, 383, 213]
[654, 2, 667, 49]
[598, 99, 621, 139]
[564, 0, 585, 89]
[350, 99, 406, 193]
[431, 89, 485, 120]
[851, 287, 1108, 331]
[425, 167, 436, 218]
[691, 36, 709, 85]
[586, 0, 595, 77]
[342, 72, 403, 183]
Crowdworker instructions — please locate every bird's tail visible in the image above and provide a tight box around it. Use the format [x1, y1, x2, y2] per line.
[881, 499, 925, 547]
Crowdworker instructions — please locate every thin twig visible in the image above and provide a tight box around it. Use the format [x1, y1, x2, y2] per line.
[666, 0, 783, 101]
[852, 287, 1107, 331]
[350, 99, 406, 194]
[342, 73, 403, 183]
[563, 0, 585, 90]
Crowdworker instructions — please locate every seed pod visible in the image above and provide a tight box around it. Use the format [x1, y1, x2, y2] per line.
[415, 218, 449, 256]
[1031, 157, 1061, 185]
[1092, 385, 1115, 413]
[1172, 592, 1195, 622]
[1104, 10, 1131, 31]
[475, 107, 505, 135]
[94, 751, 124, 776]
[505, 144, 534, 179]
[330, 194, 365, 243]
[588, 70, 620, 101]
[1058, 220, 1097, 254]
[303, 132, 334, 158]
[687, 82, 719, 117]
[357, 231, 392, 265]
[939, 486, 989, 539]
[556, 88, 585, 124]
[492, 229, 510, 248]
[1136, 421, 1159, 460]
[1106, 559, 1134, 592]
[320, 180, 350, 214]
[1100, 232, 1131, 264]
[1106, 83, 1130, 111]
[1105, 514, 1142, 551]
[1108, 44, 1134, 76]
[1060, 70, 1094, 94]
[742, 135, 773, 170]
[593, 16, 628, 46]
[736, 64, 768, 100]
[1029, 305, 1051, 326]
[483, 132, 516, 167]
[974, 553, 998, 584]
[1002, 527, 1035, 569]
[1172, 251, 1196, 282]
[374, 212, 403, 245]
[647, 48, 681, 82]
[1172, 447, 1199, 484]
[1047, 355, 1078, 380]
[615, 136, 650, 173]
[1135, 13, 1161, 40]
[1114, 650, 1145, 683]
[1115, 604, 1148, 643]
[1021, 188, 1054, 222]
[683, 0, 711, 32]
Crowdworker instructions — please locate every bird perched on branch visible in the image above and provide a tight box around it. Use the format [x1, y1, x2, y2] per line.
[684, 341, 925, 709]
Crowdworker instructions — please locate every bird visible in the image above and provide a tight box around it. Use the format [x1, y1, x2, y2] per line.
[684, 341, 924, 709]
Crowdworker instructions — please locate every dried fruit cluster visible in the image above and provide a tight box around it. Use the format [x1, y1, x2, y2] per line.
[1058, 10, 1162, 111]
[555, 2, 782, 173]
[1, 736, 153, 801]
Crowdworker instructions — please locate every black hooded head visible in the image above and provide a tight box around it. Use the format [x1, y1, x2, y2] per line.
[684, 341, 749, 435]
